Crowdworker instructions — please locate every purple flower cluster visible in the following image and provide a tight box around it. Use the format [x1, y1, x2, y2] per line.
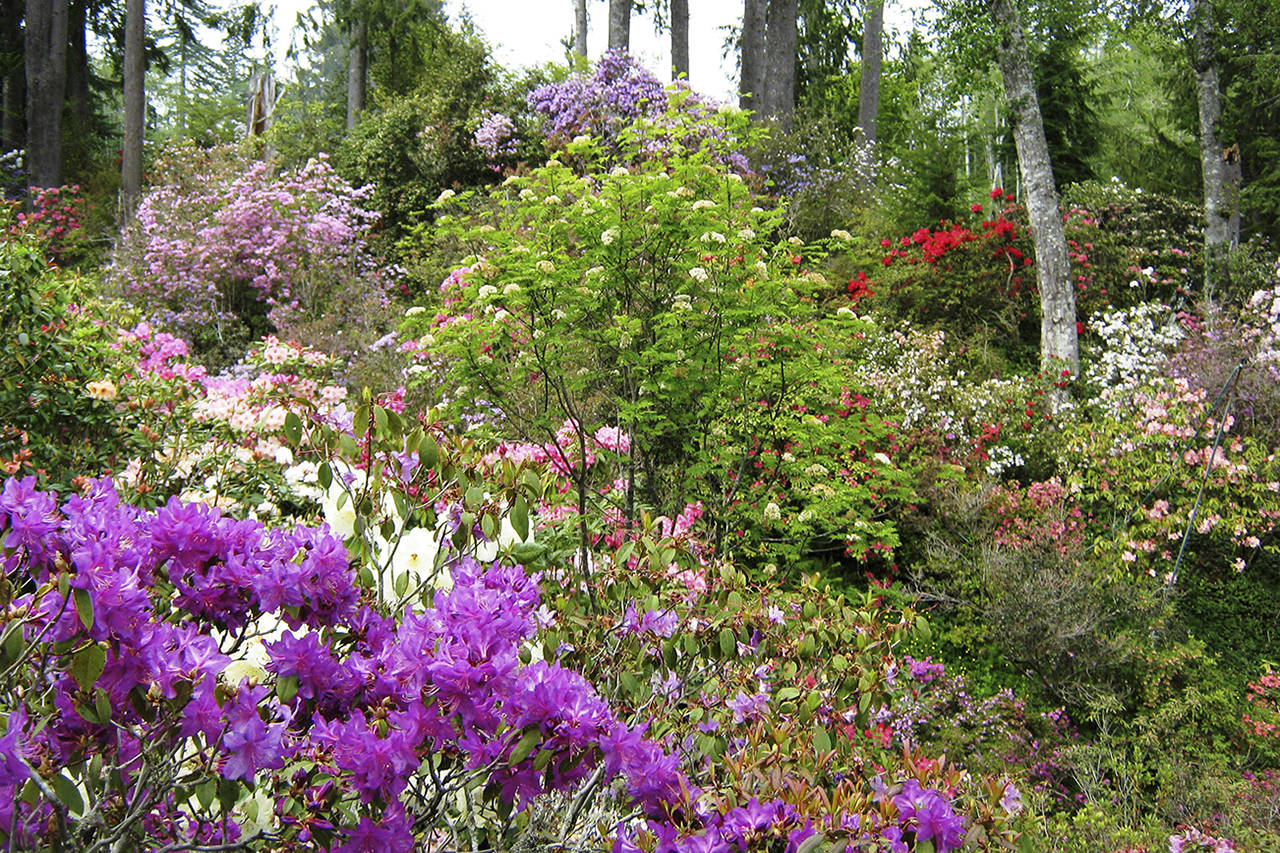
[474, 111, 519, 162]
[118, 150, 391, 341]
[527, 51, 670, 145]
[1, 476, 687, 848]
[615, 782, 966, 853]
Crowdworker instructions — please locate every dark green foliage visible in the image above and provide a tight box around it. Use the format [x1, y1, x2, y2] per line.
[0, 232, 126, 488]
[335, 22, 500, 241]
[1178, 552, 1280, 687]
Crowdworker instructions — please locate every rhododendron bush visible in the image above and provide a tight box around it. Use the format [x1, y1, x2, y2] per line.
[113, 143, 398, 365]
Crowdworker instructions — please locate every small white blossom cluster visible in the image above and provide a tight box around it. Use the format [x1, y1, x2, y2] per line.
[1084, 301, 1183, 399]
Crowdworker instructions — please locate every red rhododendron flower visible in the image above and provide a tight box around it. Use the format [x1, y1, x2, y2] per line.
[990, 187, 1003, 199]
[970, 203, 983, 213]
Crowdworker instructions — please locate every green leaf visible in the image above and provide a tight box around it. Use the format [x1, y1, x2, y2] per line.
[812, 727, 832, 754]
[317, 462, 333, 491]
[70, 643, 106, 692]
[719, 628, 736, 657]
[508, 727, 542, 766]
[915, 614, 932, 643]
[794, 832, 828, 853]
[420, 434, 439, 469]
[195, 779, 217, 810]
[393, 571, 410, 597]
[283, 411, 303, 447]
[511, 496, 529, 541]
[373, 405, 389, 435]
[51, 772, 83, 815]
[72, 588, 93, 631]
[93, 688, 112, 724]
[619, 671, 640, 695]
[776, 686, 801, 702]
[276, 674, 300, 704]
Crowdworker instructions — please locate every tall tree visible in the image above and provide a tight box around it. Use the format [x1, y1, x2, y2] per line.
[761, 0, 798, 128]
[1190, 0, 1234, 291]
[608, 0, 631, 52]
[739, 0, 767, 110]
[857, 0, 884, 146]
[24, 0, 68, 188]
[574, 0, 587, 59]
[1, 0, 23, 155]
[670, 0, 688, 80]
[121, 0, 145, 221]
[989, 0, 1077, 375]
[346, 18, 367, 129]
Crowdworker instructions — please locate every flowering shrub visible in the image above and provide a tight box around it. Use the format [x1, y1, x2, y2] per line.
[0, 228, 127, 487]
[113, 144, 396, 364]
[8, 185, 89, 265]
[871, 189, 1040, 356]
[1062, 179, 1202, 311]
[526, 52, 746, 172]
[1083, 300, 1185, 395]
[0, 460, 695, 849]
[1171, 284, 1280, 444]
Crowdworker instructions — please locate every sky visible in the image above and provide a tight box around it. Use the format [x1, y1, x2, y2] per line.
[269, 1, 933, 103]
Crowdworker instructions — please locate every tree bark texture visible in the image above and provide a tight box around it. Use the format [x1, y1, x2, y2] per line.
[739, 0, 767, 111]
[608, 0, 632, 52]
[857, 0, 883, 147]
[574, 0, 588, 59]
[671, 0, 689, 81]
[761, 0, 797, 129]
[24, 0, 68, 188]
[1, 0, 22, 154]
[990, 0, 1078, 375]
[67, 0, 91, 132]
[120, 0, 145, 222]
[346, 19, 368, 130]
[1191, 0, 1235, 292]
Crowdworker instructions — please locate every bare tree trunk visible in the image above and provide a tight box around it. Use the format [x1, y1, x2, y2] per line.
[671, 0, 689, 81]
[608, 0, 632, 52]
[574, 0, 588, 59]
[990, 0, 1078, 377]
[346, 19, 367, 130]
[857, 0, 884, 147]
[739, 0, 767, 111]
[1191, 0, 1233, 294]
[2, 65, 22, 155]
[120, 0, 144, 222]
[24, 0, 68, 188]
[67, 0, 91, 132]
[761, 0, 797, 129]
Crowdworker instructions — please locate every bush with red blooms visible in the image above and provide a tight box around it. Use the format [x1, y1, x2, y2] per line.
[869, 188, 1039, 354]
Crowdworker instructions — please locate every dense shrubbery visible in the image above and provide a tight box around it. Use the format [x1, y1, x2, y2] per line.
[113, 144, 398, 368]
[5, 46, 1280, 853]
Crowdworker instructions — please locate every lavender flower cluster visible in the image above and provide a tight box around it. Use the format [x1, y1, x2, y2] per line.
[0, 475, 684, 849]
[527, 51, 671, 144]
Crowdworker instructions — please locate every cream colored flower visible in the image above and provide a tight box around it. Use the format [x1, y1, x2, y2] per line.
[85, 379, 118, 401]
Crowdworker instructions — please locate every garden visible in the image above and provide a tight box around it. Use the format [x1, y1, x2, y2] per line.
[3, 9, 1280, 852]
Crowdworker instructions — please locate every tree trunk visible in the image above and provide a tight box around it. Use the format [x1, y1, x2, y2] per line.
[990, 0, 1078, 377]
[761, 0, 797, 129]
[574, 0, 587, 59]
[671, 0, 689, 81]
[346, 19, 367, 130]
[120, 0, 144, 222]
[739, 0, 767, 111]
[857, 0, 883, 147]
[608, 0, 631, 52]
[1191, 0, 1233, 294]
[2, 64, 22, 156]
[67, 0, 91, 132]
[24, 0, 68, 188]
